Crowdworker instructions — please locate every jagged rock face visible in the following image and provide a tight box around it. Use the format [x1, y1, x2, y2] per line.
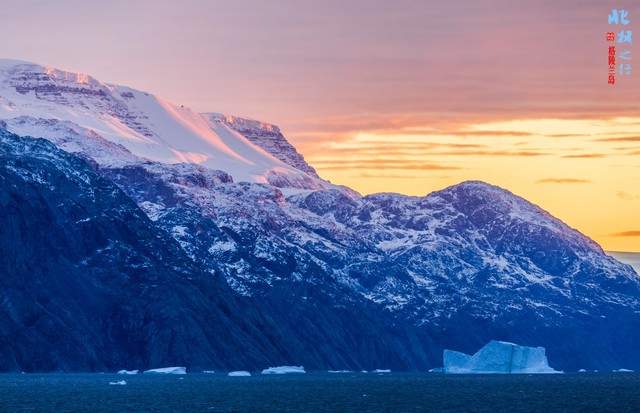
[205, 113, 319, 178]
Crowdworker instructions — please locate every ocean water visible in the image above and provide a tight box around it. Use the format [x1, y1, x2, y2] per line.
[0, 372, 638, 412]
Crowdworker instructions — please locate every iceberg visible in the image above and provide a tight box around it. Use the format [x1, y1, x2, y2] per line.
[373, 369, 391, 373]
[443, 340, 560, 374]
[261, 366, 305, 375]
[578, 369, 587, 373]
[117, 369, 138, 375]
[613, 368, 634, 372]
[143, 367, 187, 375]
[228, 371, 251, 377]
[109, 380, 127, 385]
[328, 370, 352, 374]
[202, 370, 215, 374]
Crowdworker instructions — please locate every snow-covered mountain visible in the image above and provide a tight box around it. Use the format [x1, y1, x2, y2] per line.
[1, 59, 639, 372]
[0, 59, 323, 189]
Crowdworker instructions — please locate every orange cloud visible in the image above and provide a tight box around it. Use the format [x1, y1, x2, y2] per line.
[611, 231, 640, 237]
[596, 136, 640, 143]
[314, 160, 461, 171]
[537, 178, 591, 184]
[562, 154, 607, 159]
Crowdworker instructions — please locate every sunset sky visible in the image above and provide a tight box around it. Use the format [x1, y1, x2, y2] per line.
[1, 0, 638, 251]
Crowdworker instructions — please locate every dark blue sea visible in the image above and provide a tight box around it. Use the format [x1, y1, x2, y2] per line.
[0, 372, 638, 412]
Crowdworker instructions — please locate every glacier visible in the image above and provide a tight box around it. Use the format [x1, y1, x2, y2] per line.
[443, 341, 560, 374]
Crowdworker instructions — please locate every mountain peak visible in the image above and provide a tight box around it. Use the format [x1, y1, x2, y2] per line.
[203, 112, 319, 178]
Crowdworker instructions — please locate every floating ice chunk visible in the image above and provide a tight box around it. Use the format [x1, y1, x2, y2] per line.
[117, 369, 138, 375]
[373, 369, 391, 373]
[228, 371, 251, 377]
[328, 370, 352, 373]
[428, 367, 443, 373]
[143, 367, 187, 375]
[261, 366, 305, 375]
[202, 370, 215, 374]
[109, 380, 127, 385]
[443, 340, 560, 374]
[614, 368, 634, 372]
[578, 369, 587, 373]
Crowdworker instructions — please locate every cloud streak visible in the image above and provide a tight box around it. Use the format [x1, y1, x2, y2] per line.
[314, 160, 461, 171]
[537, 178, 591, 184]
[561, 154, 607, 159]
[611, 231, 640, 237]
[596, 136, 640, 143]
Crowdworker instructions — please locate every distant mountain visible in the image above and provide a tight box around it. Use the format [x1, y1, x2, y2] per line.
[1, 59, 639, 372]
[608, 252, 640, 275]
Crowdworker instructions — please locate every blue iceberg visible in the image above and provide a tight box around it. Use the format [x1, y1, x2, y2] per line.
[443, 340, 560, 374]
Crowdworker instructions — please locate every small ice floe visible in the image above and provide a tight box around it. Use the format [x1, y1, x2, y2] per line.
[373, 369, 391, 373]
[261, 366, 305, 375]
[578, 369, 587, 373]
[613, 369, 634, 373]
[228, 371, 251, 377]
[117, 369, 139, 375]
[361, 370, 368, 373]
[328, 370, 352, 374]
[202, 370, 216, 374]
[109, 380, 127, 386]
[143, 367, 187, 375]
[428, 367, 443, 373]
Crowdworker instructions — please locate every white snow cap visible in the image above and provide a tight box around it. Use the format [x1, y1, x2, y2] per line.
[0, 59, 325, 189]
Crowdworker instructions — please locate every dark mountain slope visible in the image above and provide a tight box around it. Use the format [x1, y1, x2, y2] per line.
[0, 130, 292, 372]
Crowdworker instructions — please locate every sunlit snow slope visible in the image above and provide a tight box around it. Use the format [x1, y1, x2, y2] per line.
[0, 59, 322, 188]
